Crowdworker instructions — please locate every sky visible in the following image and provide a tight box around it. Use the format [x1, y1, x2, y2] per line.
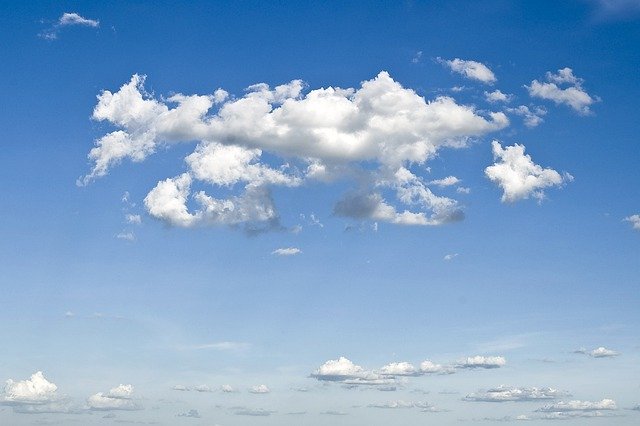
[0, 0, 639, 424]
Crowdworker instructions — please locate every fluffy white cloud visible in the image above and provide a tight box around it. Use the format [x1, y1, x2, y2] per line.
[82, 72, 509, 229]
[249, 384, 270, 394]
[1, 372, 58, 405]
[624, 214, 640, 230]
[465, 386, 567, 402]
[311, 357, 394, 386]
[193, 385, 212, 393]
[87, 384, 142, 411]
[59, 12, 99, 27]
[440, 58, 497, 84]
[485, 90, 513, 103]
[537, 399, 617, 412]
[507, 105, 547, 128]
[527, 68, 597, 115]
[485, 141, 571, 202]
[457, 355, 506, 369]
[272, 247, 301, 256]
[574, 347, 620, 358]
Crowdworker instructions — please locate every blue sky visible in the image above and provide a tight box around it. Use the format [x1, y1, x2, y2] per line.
[0, 0, 639, 424]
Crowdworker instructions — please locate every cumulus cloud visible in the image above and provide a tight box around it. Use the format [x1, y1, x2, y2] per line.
[87, 384, 142, 411]
[574, 347, 620, 358]
[439, 58, 497, 84]
[485, 141, 571, 202]
[624, 214, 640, 230]
[457, 356, 506, 369]
[527, 68, 597, 115]
[465, 386, 568, 402]
[0, 372, 82, 414]
[81, 72, 509, 230]
[368, 400, 441, 411]
[485, 90, 513, 103]
[311, 357, 394, 386]
[1, 371, 58, 405]
[507, 105, 547, 128]
[419, 360, 456, 375]
[249, 385, 270, 394]
[40, 12, 99, 40]
[536, 399, 617, 412]
[272, 247, 301, 256]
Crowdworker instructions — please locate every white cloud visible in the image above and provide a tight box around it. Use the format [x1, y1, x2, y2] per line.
[419, 360, 455, 375]
[527, 68, 597, 115]
[87, 384, 142, 411]
[485, 90, 513, 103]
[378, 362, 418, 377]
[125, 214, 142, 224]
[537, 399, 617, 412]
[507, 105, 547, 128]
[456, 186, 471, 194]
[59, 12, 99, 27]
[574, 346, 619, 358]
[443, 253, 458, 261]
[311, 357, 394, 386]
[485, 141, 571, 202]
[439, 58, 497, 84]
[177, 409, 201, 418]
[193, 385, 212, 393]
[81, 72, 509, 229]
[368, 400, 434, 409]
[116, 231, 135, 241]
[465, 386, 567, 402]
[249, 385, 270, 394]
[234, 408, 275, 416]
[272, 247, 301, 256]
[624, 214, 640, 230]
[220, 384, 237, 393]
[429, 176, 461, 187]
[457, 355, 506, 369]
[1, 372, 58, 405]
[172, 385, 189, 391]
[40, 12, 100, 40]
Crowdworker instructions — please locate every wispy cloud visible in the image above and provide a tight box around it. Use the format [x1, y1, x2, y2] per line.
[40, 12, 100, 40]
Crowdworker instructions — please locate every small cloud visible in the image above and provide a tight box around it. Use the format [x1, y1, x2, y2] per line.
[443, 253, 459, 261]
[234, 408, 274, 416]
[220, 384, 237, 393]
[321, 410, 348, 415]
[64, 311, 74, 318]
[624, 214, 640, 230]
[411, 50, 423, 64]
[171, 385, 189, 392]
[271, 247, 301, 256]
[485, 90, 513, 103]
[536, 398, 617, 412]
[429, 176, 461, 187]
[87, 384, 143, 411]
[456, 355, 506, 369]
[574, 347, 619, 358]
[193, 385, 212, 393]
[177, 409, 201, 418]
[438, 57, 497, 84]
[249, 385, 270, 394]
[40, 12, 100, 40]
[507, 105, 547, 128]
[116, 231, 135, 241]
[465, 386, 568, 402]
[526, 68, 598, 115]
[456, 187, 471, 194]
[125, 214, 142, 225]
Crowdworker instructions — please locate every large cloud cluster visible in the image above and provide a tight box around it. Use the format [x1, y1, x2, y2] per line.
[81, 72, 510, 230]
